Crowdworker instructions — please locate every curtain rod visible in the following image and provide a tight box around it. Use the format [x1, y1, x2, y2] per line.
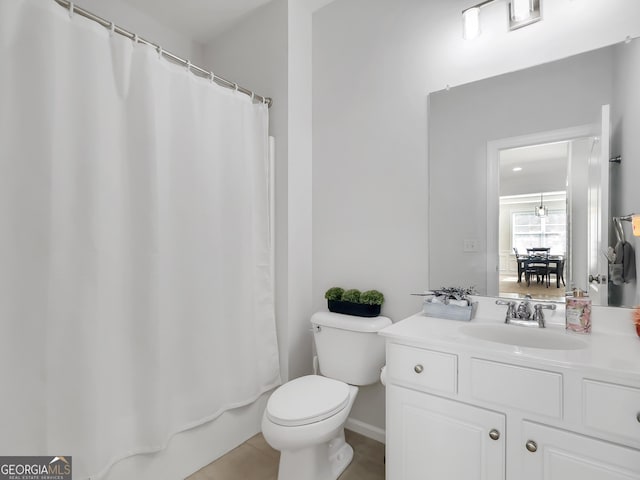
[53, 0, 273, 108]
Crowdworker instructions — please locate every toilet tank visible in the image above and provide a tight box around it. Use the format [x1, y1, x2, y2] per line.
[311, 312, 392, 386]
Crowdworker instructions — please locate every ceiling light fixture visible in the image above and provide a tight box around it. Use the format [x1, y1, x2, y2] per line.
[462, 0, 542, 40]
[462, 0, 492, 40]
[462, 7, 481, 40]
[509, 0, 542, 31]
[511, 0, 531, 21]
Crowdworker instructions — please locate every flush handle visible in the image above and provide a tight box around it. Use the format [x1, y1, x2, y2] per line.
[636, 412, 640, 423]
[414, 364, 424, 374]
[526, 440, 538, 453]
[489, 429, 500, 441]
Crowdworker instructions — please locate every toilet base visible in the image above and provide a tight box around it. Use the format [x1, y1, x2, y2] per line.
[277, 430, 354, 480]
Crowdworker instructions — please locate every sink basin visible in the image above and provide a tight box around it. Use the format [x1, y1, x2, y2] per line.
[460, 324, 588, 350]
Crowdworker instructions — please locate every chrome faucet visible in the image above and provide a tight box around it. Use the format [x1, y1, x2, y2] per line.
[495, 299, 556, 328]
[516, 300, 532, 320]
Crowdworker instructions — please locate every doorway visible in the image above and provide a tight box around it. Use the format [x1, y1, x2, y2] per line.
[486, 124, 600, 300]
[498, 143, 568, 301]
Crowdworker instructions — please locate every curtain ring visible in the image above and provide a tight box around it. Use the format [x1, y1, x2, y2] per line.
[234, 83, 239, 92]
[251, 92, 255, 101]
[110, 22, 115, 37]
[133, 34, 139, 44]
[186, 60, 192, 72]
[210, 72, 216, 83]
[157, 45, 163, 59]
[68, 2, 74, 18]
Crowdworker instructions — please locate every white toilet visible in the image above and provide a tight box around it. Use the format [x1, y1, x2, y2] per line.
[262, 311, 391, 480]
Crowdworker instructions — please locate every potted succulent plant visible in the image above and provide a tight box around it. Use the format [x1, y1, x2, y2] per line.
[325, 287, 384, 317]
[422, 286, 478, 321]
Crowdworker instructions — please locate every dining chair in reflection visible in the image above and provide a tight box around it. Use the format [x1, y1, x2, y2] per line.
[547, 256, 566, 288]
[524, 251, 550, 287]
[513, 248, 527, 283]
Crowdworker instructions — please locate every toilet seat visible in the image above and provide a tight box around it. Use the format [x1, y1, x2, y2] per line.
[266, 375, 350, 427]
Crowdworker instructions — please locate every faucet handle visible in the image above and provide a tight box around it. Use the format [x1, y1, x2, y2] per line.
[496, 300, 517, 323]
[532, 303, 557, 328]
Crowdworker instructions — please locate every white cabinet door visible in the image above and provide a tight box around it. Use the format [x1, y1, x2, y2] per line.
[521, 421, 640, 480]
[386, 385, 505, 480]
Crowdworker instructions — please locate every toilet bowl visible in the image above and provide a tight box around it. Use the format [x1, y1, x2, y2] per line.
[262, 375, 358, 480]
[262, 312, 391, 480]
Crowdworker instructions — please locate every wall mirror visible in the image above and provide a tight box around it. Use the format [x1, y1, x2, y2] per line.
[428, 38, 640, 307]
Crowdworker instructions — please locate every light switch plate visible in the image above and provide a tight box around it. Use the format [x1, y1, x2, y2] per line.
[463, 239, 479, 252]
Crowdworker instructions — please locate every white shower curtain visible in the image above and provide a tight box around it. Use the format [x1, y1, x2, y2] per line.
[0, 1, 281, 478]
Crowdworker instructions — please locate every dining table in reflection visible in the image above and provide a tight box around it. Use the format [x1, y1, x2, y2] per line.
[521, 252, 565, 288]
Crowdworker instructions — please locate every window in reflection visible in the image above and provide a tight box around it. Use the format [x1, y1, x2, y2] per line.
[512, 206, 567, 255]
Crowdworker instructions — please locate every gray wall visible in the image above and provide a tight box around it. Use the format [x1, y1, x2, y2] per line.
[312, 0, 432, 320]
[312, 0, 431, 430]
[429, 48, 614, 293]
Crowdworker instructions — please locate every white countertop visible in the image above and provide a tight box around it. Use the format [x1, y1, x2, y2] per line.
[379, 297, 640, 383]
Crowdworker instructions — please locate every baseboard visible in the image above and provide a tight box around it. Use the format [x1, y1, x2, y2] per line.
[345, 417, 386, 444]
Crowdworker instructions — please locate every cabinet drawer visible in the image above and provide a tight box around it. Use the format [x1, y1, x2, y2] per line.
[583, 379, 640, 447]
[470, 358, 562, 419]
[387, 343, 457, 394]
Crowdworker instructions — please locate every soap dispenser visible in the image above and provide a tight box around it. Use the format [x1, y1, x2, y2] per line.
[566, 289, 592, 334]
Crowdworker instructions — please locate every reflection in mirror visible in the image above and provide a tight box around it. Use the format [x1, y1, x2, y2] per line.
[498, 143, 569, 302]
[428, 39, 640, 307]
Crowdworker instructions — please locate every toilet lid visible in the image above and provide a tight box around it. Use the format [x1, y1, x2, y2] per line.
[266, 375, 350, 427]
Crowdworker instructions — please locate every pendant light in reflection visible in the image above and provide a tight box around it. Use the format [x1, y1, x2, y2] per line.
[535, 193, 548, 218]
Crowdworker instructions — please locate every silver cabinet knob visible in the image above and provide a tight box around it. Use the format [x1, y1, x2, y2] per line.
[637, 412, 640, 423]
[526, 440, 538, 453]
[414, 364, 424, 374]
[489, 429, 500, 441]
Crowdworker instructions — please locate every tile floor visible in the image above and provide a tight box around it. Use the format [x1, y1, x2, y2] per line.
[186, 429, 385, 480]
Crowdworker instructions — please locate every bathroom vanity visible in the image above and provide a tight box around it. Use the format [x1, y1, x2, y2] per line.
[380, 299, 640, 479]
